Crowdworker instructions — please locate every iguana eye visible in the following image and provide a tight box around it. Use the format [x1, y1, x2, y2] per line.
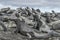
[28, 24, 33, 26]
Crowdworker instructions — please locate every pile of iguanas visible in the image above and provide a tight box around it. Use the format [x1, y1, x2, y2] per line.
[0, 7, 60, 40]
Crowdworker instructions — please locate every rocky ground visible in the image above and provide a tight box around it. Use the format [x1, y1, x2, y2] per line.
[0, 28, 46, 40]
[0, 7, 60, 40]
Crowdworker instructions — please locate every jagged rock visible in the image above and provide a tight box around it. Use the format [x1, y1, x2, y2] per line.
[1, 7, 10, 13]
